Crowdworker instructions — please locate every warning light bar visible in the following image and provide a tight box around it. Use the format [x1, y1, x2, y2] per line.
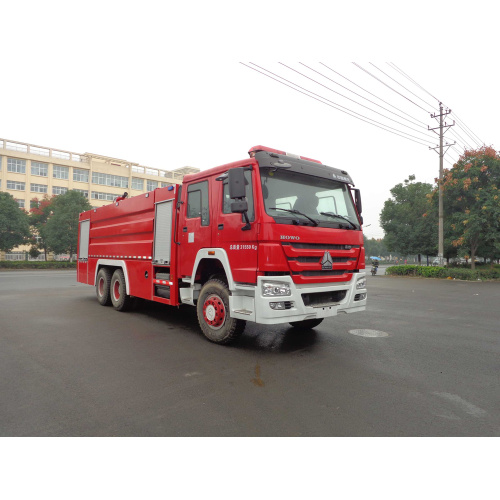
[248, 145, 322, 164]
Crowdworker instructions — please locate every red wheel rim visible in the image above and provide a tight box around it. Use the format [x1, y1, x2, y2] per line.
[98, 277, 104, 296]
[203, 294, 225, 330]
[113, 280, 121, 301]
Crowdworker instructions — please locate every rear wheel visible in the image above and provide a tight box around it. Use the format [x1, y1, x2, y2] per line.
[110, 269, 134, 312]
[96, 268, 112, 306]
[197, 279, 246, 344]
[289, 318, 324, 329]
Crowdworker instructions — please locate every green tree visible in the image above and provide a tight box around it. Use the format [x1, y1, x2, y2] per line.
[29, 195, 55, 260]
[441, 146, 500, 269]
[0, 192, 31, 253]
[43, 191, 92, 261]
[380, 175, 437, 263]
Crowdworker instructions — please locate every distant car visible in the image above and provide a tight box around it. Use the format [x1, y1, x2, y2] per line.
[432, 258, 440, 266]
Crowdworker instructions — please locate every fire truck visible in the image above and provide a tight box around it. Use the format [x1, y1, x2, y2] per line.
[77, 146, 367, 344]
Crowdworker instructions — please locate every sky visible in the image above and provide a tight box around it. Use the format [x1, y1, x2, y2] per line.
[2, 1, 500, 241]
[1, 0, 498, 492]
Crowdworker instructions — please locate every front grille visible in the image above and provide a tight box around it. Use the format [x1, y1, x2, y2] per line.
[284, 301, 293, 309]
[302, 290, 347, 307]
[282, 243, 359, 250]
[293, 270, 349, 277]
[289, 256, 353, 263]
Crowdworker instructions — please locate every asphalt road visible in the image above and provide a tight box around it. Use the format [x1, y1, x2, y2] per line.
[0, 270, 499, 436]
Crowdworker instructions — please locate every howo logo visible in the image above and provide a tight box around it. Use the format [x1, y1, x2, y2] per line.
[321, 251, 333, 270]
[280, 235, 300, 240]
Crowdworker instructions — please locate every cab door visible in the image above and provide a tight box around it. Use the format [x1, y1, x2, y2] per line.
[214, 168, 259, 284]
[178, 180, 212, 278]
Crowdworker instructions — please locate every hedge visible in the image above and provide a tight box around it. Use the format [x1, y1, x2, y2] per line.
[385, 265, 500, 281]
[0, 261, 77, 270]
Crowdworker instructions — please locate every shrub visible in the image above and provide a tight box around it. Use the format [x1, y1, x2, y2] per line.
[385, 265, 500, 281]
[0, 260, 77, 270]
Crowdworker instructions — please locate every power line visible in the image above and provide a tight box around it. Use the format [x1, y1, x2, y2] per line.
[240, 62, 434, 147]
[298, 62, 428, 130]
[389, 62, 485, 146]
[388, 63, 441, 104]
[319, 62, 429, 126]
[277, 62, 438, 142]
[450, 112, 484, 146]
[370, 63, 439, 111]
[353, 63, 431, 113]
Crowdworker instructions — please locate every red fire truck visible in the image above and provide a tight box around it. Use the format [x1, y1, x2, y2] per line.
[77, 146, 367, 344]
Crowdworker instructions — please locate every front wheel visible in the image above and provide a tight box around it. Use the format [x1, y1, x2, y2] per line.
[196, 279, 246, 344]
[289, 318, 324, 329]
[371, 268, 377, 275]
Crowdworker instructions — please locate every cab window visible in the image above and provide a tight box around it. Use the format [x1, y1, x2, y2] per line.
[222, 169, 254, 222]
[187, 181, 209, 226]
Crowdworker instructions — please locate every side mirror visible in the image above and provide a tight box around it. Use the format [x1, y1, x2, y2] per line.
[228, 168, 246, 199]
[231, 200, 248, 214]
[353, 188, 362, 216]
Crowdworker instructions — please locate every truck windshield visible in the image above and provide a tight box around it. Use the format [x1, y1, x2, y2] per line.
[260, 168, 359, 229]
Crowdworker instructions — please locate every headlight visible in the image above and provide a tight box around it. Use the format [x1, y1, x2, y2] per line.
[356, 277, 366, 290]
[262, 282, 291, 296]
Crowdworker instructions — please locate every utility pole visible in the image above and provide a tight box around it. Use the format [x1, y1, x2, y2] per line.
[429, 103, 455, 266]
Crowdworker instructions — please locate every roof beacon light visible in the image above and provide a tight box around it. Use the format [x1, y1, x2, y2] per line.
[248, 145, 322, 164]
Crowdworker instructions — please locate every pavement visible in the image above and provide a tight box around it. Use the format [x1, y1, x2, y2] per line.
[0, 270, 499, 436]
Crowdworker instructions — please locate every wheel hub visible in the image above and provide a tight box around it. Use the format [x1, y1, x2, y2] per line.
[203, 295, 225, 330]
[113, 280, 120, 301]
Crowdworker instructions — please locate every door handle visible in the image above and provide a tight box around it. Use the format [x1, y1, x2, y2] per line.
[218, 224, 224, 230]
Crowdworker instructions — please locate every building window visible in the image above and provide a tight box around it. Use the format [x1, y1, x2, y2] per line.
[16, 199, 26, 208]
[53, 186, 68, 195]
[73, 189, 89, 198]
[73, 168, 89, 183]
[146, 168, 158, 176]
[53, 165, 69, 179]
[7, 158, 26, 173]
[147, 180, 158, 191]
[5, 252, 26, 261]
[132, 166, 144, 174]
[7, 180, 25, 191]
[31, 161, 48, 177]
[132, 177, 143, 190]
[91, 191, 116, 201]
[31, 183, 48, 193]
[161, 182, 171, 188]
[92, 172, 128, 188]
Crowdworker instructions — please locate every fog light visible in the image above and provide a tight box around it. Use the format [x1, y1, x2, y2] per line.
[270, 301, 286, 310]
[354, 293, 367, 301]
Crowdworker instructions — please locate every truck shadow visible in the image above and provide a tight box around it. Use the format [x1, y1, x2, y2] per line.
[132, 300, 319, 353]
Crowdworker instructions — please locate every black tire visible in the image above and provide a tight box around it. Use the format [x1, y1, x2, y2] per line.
[196, 279, 246, 344]
[96, 267, 112, 306]
[371, 268, 376, 275]
[110, 269, 134, 312]
[289, 318, 324, 329]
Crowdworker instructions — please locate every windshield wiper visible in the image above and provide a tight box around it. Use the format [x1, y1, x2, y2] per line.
[320, 212, 357, 229]
[269, 207, 318, 226]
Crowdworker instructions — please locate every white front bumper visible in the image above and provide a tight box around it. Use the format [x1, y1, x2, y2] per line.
[229, 273, 366, 325]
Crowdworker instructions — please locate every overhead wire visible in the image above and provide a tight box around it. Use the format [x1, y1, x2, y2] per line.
[388, 62, 441, 103]
[388, 62, 485, 147]
[319, 62, 429, 126]
[353, 63, 432, 113]
[298, 62, 427, 130]
[240, 62, 434, 147]
[369, 63, 439, 111]
[276, 62, 438, 142]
